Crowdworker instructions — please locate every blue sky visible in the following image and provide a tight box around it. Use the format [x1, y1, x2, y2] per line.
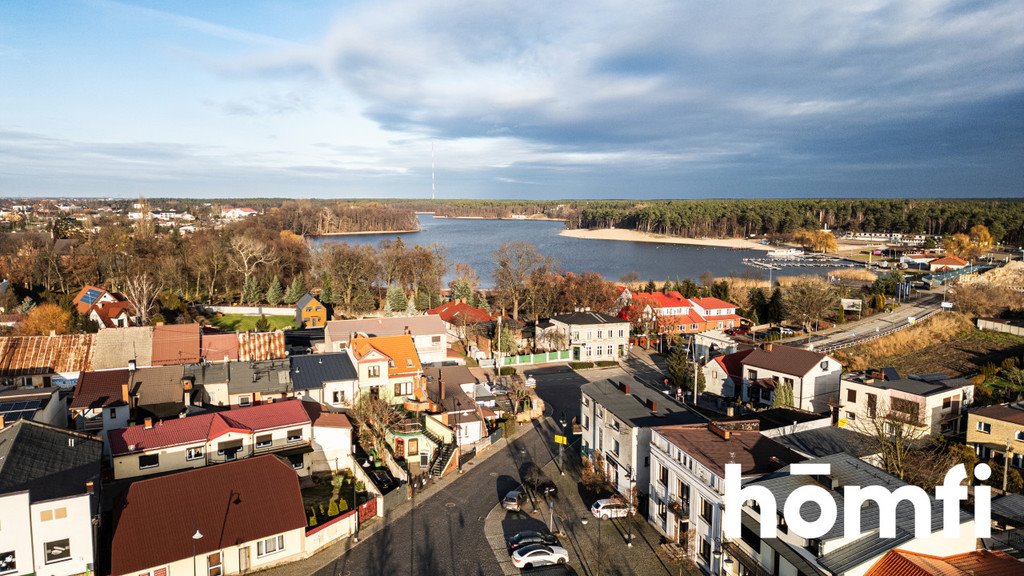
[1, 0, 1022, 199]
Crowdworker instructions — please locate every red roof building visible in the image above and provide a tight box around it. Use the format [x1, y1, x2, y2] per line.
[630, 292, 743, 335]
[110, 455, 307, 576]
[427, 301, 493, 324]
[151, 323, 202, 365]
[864, 549, 1022, 576]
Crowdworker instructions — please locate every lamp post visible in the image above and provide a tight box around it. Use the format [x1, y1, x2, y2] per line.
[191, 528, 203, 576]
[626, 467, 635, 547]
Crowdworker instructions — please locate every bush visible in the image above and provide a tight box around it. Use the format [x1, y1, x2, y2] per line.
[1007, 469, 1024, 494]
[594, 360, 618, 367]
[308, 514, 317, 527]
[501, 418, 517, 438]
[494, 366, 517, 376]
[327, 499, 340, 517]
[569, 362, 595, 369]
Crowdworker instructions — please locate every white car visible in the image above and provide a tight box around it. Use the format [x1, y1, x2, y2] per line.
[591, 498, 633, 519]
[511, 544, 569, 569]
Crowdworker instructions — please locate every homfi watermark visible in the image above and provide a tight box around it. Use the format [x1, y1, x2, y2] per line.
[723, 463, 992, 540]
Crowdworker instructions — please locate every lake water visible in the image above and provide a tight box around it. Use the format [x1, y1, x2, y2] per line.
[313, 214, 804, 287]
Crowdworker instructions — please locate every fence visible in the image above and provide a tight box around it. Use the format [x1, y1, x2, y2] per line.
[978, 318, 1024, 337]
[501, 350, 571, 366]
[304, 509, 357, 555]
[198, 305, 295, 316]
[816, 307, 939, 354]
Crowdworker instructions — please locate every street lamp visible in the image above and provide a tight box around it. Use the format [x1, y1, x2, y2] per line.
[191, 528, 203, 576]
[626, 467, 635, 547]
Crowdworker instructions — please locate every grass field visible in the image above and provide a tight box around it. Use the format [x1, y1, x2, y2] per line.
[836, 313, 1024, 375]
[207, 314, 295, 331]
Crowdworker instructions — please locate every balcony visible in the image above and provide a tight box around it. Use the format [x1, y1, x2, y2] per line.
[723, 541, 771, 576]
[668, 498, 689, 519]
[391, 420, 423, 435]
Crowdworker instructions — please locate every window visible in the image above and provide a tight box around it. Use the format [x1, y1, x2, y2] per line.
[44, 539, 71, 564]
[846, 411, 856, 421]
[866, 393, 877, 418]
[747, 369, 758, 381]
[596, 346, 602, 356]
[607, 345, 613, 356]
[678, 481, 689, 504]
[238, 396, 252, 406]
[432, 336, 441, 344]
[613, 439, 620, 455]
[618, 329, 624, 337]
[977, 421, 992, 434]
[139, 454, 159, 469]
[288, 454, 304, 470]
[257, 535, 285, 557]
[255, 434, 272, 448]
[847, 389, 857, 403]
[368, 366, 380, 378]
[597, 331, 603, 339]
[659, 464, 669, 486]
[699, 538, 711, 562]
[583, 415, 589, 429]
[891, 398, 920, 422]
[700, 498, 713, 522]
[186, 447, 203, 461]
[586, 346, 592, 357]
[690, 323, 699, 331]
[943, 396, 952, 409]
[287, 429, 303, 442]
[207, 552, 222, 576]
[0, 551, 15, 575]
[333, 391, 345, 404]
[107, 407, 116, 418]
[40, 507, 67, 522]
[656, 500, 666, 519]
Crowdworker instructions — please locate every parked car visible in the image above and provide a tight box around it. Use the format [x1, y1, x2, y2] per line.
[590, 498, 633, 519]
[535, 479, 558, 498]
[522, 462, 558, 498]
[369, 469, 397, 494]
[511, 544, 569, 569]
[507, 530, 559, 552]
[503, 490, 526, 512]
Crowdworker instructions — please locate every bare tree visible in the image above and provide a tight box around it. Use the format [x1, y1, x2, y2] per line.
[122, 272, 163, 325]
[506, 377, 532, 417]
[229, 235, 277, 302]
[852, 397, 954, 487]
[783, 278, 838, 332]
[493, 241, 549, 321]
[350, 395, 403, 457]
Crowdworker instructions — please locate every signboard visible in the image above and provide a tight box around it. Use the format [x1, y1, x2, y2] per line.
[837, 418, 849, 428]
[554, 435, 567, 445]
[841, 298, 863, 312]
[941, 302, 954, 309]
[907, 316, 916, 325]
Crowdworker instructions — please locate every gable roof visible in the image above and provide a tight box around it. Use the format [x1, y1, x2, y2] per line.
[551, 310, 626, 326]
[972, 402, 1024, 426]
[864, 549, 1022, 576]
[91, 326, 153, 370]
[130, 365, 185, 407]
[87, 300, 137, 328]
[351, 335, 421, 376]
[422, 366, 477, 412]
[426, 301, 493, 324]
[743, 344, 830, 376]
[325, 315, 446, 342]
[632, 291, 690, 309]
[290, 352, 358, 390]
[0, 334, 94, 377]
[109, 399, 311, 455]
[296, 293, 319, 310]
[151, 323, 201, 365]
[0, 419, 102, 501]
[72, 285, 109, 314]
[111, 456, 306, 575]
[655, 423, 802, 477]
[713, 349, 754, 379]
[929, 255, 969, 266]
[71, 368, 130, 410]
[302, 401, 352, 429]
[690, 297, 737, 310]
[236, 330, 287, 361]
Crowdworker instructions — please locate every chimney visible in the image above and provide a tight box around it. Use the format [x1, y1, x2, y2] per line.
[647, 399, 657, 412]
[144, 417, 153, 429]
[85, 480, 94, 494]
[764, 343, 773, 352]
[709, 421, 731, 441]
[619, 381, 630, 395]
[404, 326, 410, 335]
[121, 383, 130, 403]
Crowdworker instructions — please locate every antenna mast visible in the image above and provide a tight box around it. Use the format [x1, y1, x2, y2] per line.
[431, 141, 436, 200]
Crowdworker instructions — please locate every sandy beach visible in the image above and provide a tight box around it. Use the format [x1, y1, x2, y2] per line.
[559, 228, 774, 251]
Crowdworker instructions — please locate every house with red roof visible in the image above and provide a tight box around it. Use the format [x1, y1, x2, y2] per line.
[928, 254, 969, 272]
[629, 292, 744, 335]
[702, 348, 755, 398]
[72, 285, 138, 329]
[108, 399, 313, 480]
[110, 455, 307, 576]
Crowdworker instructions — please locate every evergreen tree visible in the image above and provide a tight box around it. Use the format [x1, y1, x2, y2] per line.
[747, 287, 768, 322]
[266, 276, 284, 305]
[385, 284, 407, 315]
[767, 287, 786, 324]
[284, 276, 306, 304]
[241, 276, 261, 305]
[415, 289, 432, 311]
[836, 306, 846, 324]
[679, 279, 699, 298]
[710, 280, 730, 301]
[320, 275, 335, 305]
[772, 380, 794, 408]
[666, 344, 691, 399]
[451, 277, 473, 302]
[405, 293, 418, 315]
[644, 280, 656, 293]
[254, 315, 271, 332]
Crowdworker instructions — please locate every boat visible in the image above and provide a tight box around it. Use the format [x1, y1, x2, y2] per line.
[767, 248, 805, 258]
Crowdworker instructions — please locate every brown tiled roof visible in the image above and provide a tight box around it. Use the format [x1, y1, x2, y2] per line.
[973, 403, 1024, 426]
[130, 365, 185, 407]
[302, 401, 352, 429]
[929, 255, 969, 267]
[237, 330, 286, 361]
[0, 334, 94, 377]
[71, 369, 130, 410]
[864, 549, 1022, 576]
[743, 344, 830, 377]
[654, 423, 803, 477]
[151, 323, 201, 365]
[91, 327, 153, 370]
[110, 456, 306, 575]
[200, 333, 239, 362]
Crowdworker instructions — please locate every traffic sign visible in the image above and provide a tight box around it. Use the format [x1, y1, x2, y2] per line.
[554, 435, 567, 445]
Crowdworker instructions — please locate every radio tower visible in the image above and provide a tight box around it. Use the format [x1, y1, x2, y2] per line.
[431, 141, 436, 200]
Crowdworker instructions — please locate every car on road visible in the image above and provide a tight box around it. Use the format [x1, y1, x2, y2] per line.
[503, 490, 526, 512]
[535, 479, 558, 498]
[506, 530, 559, 552]
[590, 498, 633, 519]
[511, 544, 569, 569]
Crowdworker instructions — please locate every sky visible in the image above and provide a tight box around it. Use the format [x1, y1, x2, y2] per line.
[1, 0, 1022, 199]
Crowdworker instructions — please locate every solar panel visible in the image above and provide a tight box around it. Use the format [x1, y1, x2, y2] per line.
[80, 288, 103, 305]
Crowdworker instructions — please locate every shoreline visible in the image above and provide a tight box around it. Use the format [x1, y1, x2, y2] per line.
[313, 228, 420, 237]
[431, 215, 567, 222]
[559, 228, 774, 251]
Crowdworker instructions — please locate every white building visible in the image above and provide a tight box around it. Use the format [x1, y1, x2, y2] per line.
[840, 371, 974, 436]
[735, 344, 843, 413]
[580, 377, 704, 501]
[324, 315, 448, 365]
[290, 352, 359, 409]
[549, 310, 630, 362]
[0, 420, 103, 576]
[647, 423, 801, 575]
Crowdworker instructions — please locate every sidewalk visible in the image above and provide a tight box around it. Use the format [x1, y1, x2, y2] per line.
[257, 420, 537, 576]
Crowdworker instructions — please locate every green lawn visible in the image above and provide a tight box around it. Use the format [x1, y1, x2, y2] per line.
[207, 314, 295, 331]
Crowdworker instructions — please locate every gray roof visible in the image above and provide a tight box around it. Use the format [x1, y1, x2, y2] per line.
[0, 419, 102, 502]
[224, 359, 292, 395]
[845, 376, 971, 397]
[422, 365, 477, 388]
[991, 494, 1024, 524]
[325, 315, 446, 342]
[91, 326, 154, 370]
[131, 365, 185, 407]
[581, 377, 704, 428]
[183, 362, 229, 386]
[551, 310, 626, 326]
[749, 452, 970, 575]
[290, 353, 357, 391]
[771, 426, 877, 459]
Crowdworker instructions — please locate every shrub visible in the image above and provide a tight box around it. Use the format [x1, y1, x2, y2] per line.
[569, 361, 595, 369]
[1007, 469, 1024, 494]
[501, 418, 517, 438]
[327, 499, 340, 517]
[495, 366, 517, 376]
[980, 362, 1000, 381]
[594, 360, 618, 367]
[308, 514, 317, 527]
[337, 497, 349, 513]
[355, 480, 365, 493]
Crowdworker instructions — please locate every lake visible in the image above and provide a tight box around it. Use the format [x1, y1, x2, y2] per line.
[313, 214, 806, 287]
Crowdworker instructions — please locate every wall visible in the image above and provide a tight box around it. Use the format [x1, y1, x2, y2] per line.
[424, 413, 454, 444]
[412, 333, 446, 364]
[124, 528, 304, 576]
[0, 492, 33, 576]
[978, 318, 1024, 337]
[304, 511, 356, 555]
[200, 305, 295, 316]
[30, 494, 94, 576]
[310, 424, 352, 473]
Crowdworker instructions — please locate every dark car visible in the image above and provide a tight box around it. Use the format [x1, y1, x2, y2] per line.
[536, 479, 558, 498]
[506, 530, 559, 552]
[369, 469, 397, 494]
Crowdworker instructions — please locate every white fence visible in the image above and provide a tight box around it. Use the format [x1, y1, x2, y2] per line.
[200, 305, 295, 316]
[978, 318, 1024, 337]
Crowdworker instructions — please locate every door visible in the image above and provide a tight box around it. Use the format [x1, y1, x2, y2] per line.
[239, 546, 250, 573]
[420, 451, 429, 466]
[408, 438, 418, 456]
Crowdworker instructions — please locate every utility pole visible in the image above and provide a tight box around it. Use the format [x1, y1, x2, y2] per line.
[626, 467, 634, 547]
